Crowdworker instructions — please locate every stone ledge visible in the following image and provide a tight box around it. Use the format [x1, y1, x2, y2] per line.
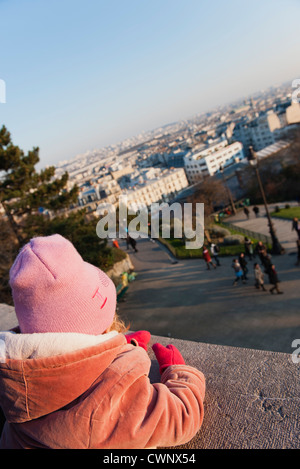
[148, 335, 299, 449]
[0, 303, 16, 332]
[0, 304, 299, 449]
[106, 254, 134, 281]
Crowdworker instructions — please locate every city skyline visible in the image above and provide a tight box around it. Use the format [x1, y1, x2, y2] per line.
[0, 0, 300, 168]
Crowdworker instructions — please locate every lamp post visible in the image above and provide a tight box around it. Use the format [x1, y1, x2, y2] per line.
[219, 165, 237, 215]
[248, 146, 284, 255]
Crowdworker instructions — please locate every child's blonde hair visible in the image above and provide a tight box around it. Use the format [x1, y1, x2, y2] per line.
[109, 313, 130, 334]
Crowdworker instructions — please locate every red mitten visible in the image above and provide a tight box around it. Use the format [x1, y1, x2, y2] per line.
[152, 343, 185, 374]
[125, 330, 151, 351]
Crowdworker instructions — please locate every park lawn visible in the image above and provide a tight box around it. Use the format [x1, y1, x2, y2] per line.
[271, 206, 300, 220]
[158, 221, 272, 259]
[159, 237, 253, 259]
[217, 222, 263, 245]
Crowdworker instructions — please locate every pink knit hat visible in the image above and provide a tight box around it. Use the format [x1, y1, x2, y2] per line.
[9, 234, 117, 335]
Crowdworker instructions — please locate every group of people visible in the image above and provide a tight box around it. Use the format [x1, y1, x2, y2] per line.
[202, 244, 220, 270]
[243, 205, 260, 219]
[231, 253, 249, 286]
[203, 237, 283, 295]
[233, 239, 283, 294]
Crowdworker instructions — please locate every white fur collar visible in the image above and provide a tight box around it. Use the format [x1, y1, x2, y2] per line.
[0, 330, 118, 362]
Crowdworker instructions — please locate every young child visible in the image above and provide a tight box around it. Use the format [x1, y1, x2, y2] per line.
[231, 258, 245, 286]
[0, 234, 205, 449]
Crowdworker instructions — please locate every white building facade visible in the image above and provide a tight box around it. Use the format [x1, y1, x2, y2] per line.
[248, 110, 281, 150]
[184, 139, 244, 184]
[124, 168, 189, 210]
[231, 110, 283, 155]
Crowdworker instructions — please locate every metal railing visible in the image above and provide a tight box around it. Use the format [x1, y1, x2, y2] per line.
[221, 220, 272, 245]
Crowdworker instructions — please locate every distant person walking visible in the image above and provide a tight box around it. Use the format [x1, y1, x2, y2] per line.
[268, 264, 283, 294]
[253, 206, 259, 217]
[244, 237, 254, 260]
[292, 217, 300, 240]
[260, 251, 272, 273]
[210, 242, 221, 266]
[255, 241, 267, 263]
[238, 252, 248, 280]
[244, 207, 250, 219]
[232, 259, 245, 286]
[296, 239, 300, 266]
[254, 263, 267, 291]
[112, 239, 120, 249]
[127, 234, 138, 253]
[203, 245, 216, 270]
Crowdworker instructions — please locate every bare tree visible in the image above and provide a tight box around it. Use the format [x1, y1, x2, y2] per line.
[188, 177, 227, 225]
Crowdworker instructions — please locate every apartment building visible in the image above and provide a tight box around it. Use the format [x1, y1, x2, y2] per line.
[123, 168, 189, 210]
[286, 101, 300, 125]
[231, 110, 282, 154]
[183, 139, 244, 184]
[249, 110, 281, 150]
[76, 167, 188, 213]
[78, 173, 121, 207]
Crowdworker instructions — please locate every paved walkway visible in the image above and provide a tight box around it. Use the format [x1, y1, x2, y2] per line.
[118, 234, 300, 355]
[226, 203, 299, 251]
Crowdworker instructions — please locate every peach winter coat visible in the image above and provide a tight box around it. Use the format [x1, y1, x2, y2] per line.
[0, 329, 205, 449]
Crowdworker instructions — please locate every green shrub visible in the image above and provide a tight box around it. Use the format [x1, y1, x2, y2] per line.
[222, 234, 244, 245]
[209, 225, 231, 237]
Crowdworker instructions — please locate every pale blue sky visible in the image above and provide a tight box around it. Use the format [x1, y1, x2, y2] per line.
[0, 0, 299, 167]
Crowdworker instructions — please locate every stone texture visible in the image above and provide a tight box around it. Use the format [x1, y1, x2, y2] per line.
[0, 303, 17, 331]
[106, 254, 134, 282]
[148, 335, 300, 449]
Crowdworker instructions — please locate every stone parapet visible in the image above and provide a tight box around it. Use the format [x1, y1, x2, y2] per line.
[148, 335, 299, 449]
[106, 254, 135, 281]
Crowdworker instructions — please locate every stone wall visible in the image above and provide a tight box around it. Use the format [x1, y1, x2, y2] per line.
[106, 254, 135, 283]
[148, 335, 299, 449]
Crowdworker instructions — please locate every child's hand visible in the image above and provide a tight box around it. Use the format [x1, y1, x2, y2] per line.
[152, 343, 185, 374]
[125, 330, 151, 351]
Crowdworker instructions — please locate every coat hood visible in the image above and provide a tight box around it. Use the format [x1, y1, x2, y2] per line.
[0, 329, 126, 424]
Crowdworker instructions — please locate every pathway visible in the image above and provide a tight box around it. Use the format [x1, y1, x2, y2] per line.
[118, 235, 300, 354]
[225, 203, 299, 251]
